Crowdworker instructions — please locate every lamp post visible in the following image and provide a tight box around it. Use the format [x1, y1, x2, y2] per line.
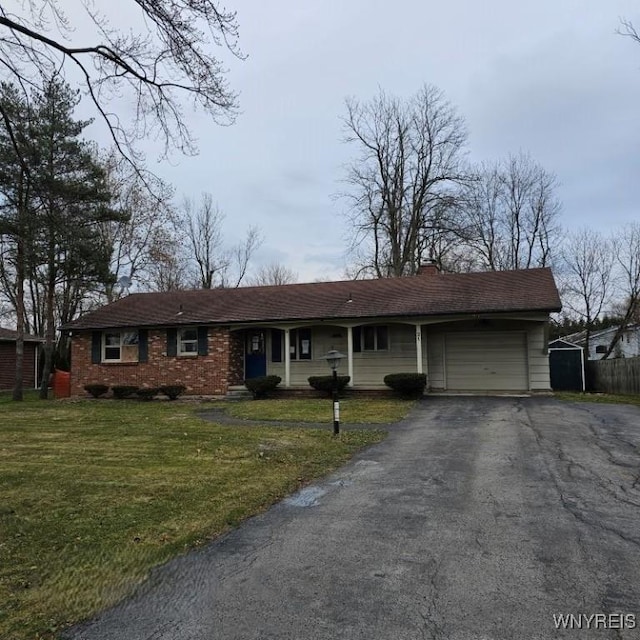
[324, 349, 345, 435]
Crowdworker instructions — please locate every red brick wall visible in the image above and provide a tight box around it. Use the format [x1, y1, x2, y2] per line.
[0, 342, 38, 389]
[70, 327, 232, 397]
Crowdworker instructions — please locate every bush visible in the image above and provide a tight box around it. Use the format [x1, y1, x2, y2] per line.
[383, 373, 427, 397]
[160, 384, 187, 400]
[111, 385, 139, 399]
[308, 375, 351, 397]
[83, 383, 109, 399]
[136, 387, 160, 401]
[244, 375, 282, 399]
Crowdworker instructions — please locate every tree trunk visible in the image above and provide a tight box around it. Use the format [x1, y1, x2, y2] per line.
[39, 243, 56, 399]
[12, 238, 25, 401]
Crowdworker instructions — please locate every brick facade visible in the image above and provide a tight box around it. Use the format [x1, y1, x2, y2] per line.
[0, 342, 38, 389]
[70, 327, 233, 397]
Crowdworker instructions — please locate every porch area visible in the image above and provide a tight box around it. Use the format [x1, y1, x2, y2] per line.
[231, 315, 550, 393]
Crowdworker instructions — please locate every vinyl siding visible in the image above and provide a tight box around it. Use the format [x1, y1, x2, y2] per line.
[267, 325, 349, 385]
[352, 324, 417, 386]
[267, 324, 419, 387]
[527, 323, 551, 390]
[264, 318, 551, 391]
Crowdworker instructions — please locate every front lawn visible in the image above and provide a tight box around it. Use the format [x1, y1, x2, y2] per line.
[555, 391, 640, 407]
[222, 397, 415, 424]
[0, 399, 385, 640]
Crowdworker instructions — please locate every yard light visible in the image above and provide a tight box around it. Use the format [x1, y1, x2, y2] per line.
[323, 350, 345, 435]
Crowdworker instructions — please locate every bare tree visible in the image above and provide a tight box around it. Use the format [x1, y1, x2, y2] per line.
[182, 193, 262, 289]
[560, 228, 614, 356]
[220, 226, 263, 288]
[619, 18, 640, 46]
[0, 1, 243, 164]
[460, 153, 561, 270]
[100, 152, 177, 301]
[145, 241, 192, 292]
[250, 262, 298, 286]
[601, 223, 640, 359]
[341, 85, 468, 278]
[184, 193, 227, 288]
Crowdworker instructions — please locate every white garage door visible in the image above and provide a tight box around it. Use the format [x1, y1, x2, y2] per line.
[445, 331, 529, 391]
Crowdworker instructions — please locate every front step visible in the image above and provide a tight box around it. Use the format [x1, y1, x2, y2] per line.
[226, 386, 252, 401]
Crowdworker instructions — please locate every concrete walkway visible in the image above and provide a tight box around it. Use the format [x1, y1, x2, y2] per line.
[64, 397, 640, 640]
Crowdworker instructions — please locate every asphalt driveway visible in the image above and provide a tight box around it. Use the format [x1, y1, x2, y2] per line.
[65, 397, 640, 640]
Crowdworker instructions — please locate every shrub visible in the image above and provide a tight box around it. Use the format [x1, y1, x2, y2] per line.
[136, 387, 160, 401]
[244, 375, 282, 399]
[111, 385, 139, 399]
[383, 373, 427, 397]
[160, 384, 187, 401]
[83, 383, 109, 399]
[308, 375, 351, 397]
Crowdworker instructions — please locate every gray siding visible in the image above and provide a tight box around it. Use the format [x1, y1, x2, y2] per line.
[527, 323, 551, 390]
[262, 317, 551, 391]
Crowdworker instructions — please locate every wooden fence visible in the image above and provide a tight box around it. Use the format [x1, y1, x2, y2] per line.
[587, 356, 640, 395]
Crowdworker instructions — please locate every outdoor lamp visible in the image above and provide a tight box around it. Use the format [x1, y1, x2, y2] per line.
[324, 350, 345, 435]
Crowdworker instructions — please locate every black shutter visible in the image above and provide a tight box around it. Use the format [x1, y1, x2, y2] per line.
[271, 329, 282, 362]
[91, 331, 102, 363]
[353, 326, 361, 353]
[166, 328, 177, 357]
[197, 327, 209, 356]
[138, 329, 148, 363]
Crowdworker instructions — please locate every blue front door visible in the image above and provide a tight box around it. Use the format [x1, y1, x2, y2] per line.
[245, 330, 267, 379]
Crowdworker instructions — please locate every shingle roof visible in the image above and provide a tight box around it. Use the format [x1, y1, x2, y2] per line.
[64, 267, 562, 331]
[0, 328, 44, 342]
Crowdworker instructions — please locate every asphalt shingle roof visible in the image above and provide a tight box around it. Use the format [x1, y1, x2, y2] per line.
[64, 267, 562, 331]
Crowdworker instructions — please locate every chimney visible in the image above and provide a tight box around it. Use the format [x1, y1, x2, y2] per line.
[417, 260, 439, 276]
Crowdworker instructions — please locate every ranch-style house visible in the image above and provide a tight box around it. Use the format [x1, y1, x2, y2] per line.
[64, 265, 562, 396]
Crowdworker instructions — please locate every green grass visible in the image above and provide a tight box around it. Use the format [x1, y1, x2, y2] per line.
[554, 391, 640, 407]
[0, 399, 386, 640]
[221, 397, 415, 424]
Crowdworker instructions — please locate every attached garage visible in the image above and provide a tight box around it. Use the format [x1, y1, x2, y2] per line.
[445, 331, 529, 391]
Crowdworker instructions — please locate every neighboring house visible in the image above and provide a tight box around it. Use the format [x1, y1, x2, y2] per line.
[563, 325, 640, 360]
[0, 328, 43, 390]
[63, 265, 562, 396]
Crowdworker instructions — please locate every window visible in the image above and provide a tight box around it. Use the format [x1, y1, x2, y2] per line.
[354, 325, 388, 352]
[103, 330, 139, 362]
[178, 328, 198, 355]
[289, 328, 312, 360]
[595, 345, 607, 354]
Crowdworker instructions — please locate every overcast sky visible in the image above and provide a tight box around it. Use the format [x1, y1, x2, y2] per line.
[95, 1, 640, 281]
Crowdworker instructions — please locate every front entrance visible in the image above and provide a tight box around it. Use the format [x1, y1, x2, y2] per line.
[245, 330, 266, 379]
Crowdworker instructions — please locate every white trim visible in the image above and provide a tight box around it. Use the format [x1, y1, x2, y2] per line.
[177, 327, 198, 356]
[101, 329, 139, 363]
[581, 348, 586, 392]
